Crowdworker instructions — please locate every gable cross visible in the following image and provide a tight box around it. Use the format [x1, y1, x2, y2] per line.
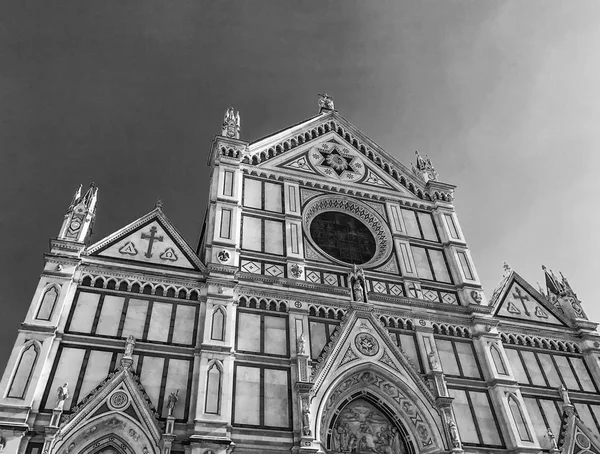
[141, 226, 164, 258]
[512, 287, 531, 316]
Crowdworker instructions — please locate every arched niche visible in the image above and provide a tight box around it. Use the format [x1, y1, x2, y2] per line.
[53, 412, 159, 454]
[315, 365, 446, 454]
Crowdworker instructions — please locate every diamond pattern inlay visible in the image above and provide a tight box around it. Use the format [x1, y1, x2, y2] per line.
[264, 264, 284, 277]
[441, 292, 458, 305]
[305, 270, 321, 283]
[422, 289, 440, 302]
[323, 273, 339, 286]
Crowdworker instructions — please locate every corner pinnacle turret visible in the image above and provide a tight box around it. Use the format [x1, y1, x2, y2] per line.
[58, 183, 98, 244]
[222, 107, 241, 139]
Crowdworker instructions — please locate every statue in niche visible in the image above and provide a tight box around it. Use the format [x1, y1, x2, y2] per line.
[297, 332, 307, 356]
[353, 279, 365, 302]
[428, 350, 440, 371]
[56, 383, 69, 410]
[448, 420, 461, 448]
[302, 400, 312, 436]
[331, 399, 407, 454]
[166, 389, 179, 416]
[124, 335, 136, 357]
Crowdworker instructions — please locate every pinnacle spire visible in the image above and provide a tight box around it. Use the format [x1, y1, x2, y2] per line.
[222, 107, 241, 139]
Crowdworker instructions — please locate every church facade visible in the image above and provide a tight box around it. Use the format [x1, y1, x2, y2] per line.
[0, 95, 599, 454]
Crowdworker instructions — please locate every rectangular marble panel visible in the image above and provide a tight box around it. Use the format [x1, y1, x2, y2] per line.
[390, 205, 402, 232]
[220, 208, 232, 239]
[448, 389, 479, 443]
[78, 350, 112, 402]
[435, 339, 460, 376]
[520, 351, 546, 386]
[263, 369, 289, 427]
[539, 399, 562, 436]
[264, 182, 282, 212]
[444, 213, 460, 239]
[455, 342, 480, 378]
[429, 249, 451, 283]
[398, 334, 421, 372]
[504, 349, 529, 384]
[122, 299, 148, 339]
[241, 216, 262, 251]
[234, 365, 260, 425]
[553, 355, 579, 390]
[69, 292, 100, 333]
[570, 357, 596, 392]
[264, 220, 284, 255]
[243, 178, 262, 209]
[417, 212, 437, 241]
[223, 170, 234, 197]
[411, 247, 433, 280]
[139, 356, 165, 409]
[96, 295, 124, 337]
[172, 305, 196, 345]
[309, 322, 328, 360]
[524, 398, 551, 449]
[537, 353, 562, 387]
[162, 359, 190, 419]
[457, 251, 474, 280]
[401, 209, 420, 238]
[45, 348, 85, 410]
[574, 404, 597, 434]
[237, 312, 261, 352]
[264, 316, 287, 356]
[469, 391, 501, 445]
[147, 302, 173, 343]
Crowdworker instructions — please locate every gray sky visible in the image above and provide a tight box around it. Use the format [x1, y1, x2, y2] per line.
[1, 1, 599, 367]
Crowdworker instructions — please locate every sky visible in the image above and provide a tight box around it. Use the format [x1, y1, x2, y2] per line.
[1, 1, 599, 368]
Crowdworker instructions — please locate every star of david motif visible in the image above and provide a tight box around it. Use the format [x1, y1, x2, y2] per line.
[309, 143, 365, 181]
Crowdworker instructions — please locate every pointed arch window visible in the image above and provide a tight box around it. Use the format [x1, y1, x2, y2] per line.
[508, 394, 532, 442]
[490, 344, 508, 375]
[36, 286, 59, 321]
[205, 362, 222, 414]
[7, 343, 39, 398]
[211, 307, 225, 341]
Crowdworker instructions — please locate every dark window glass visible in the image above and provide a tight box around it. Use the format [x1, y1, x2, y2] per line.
[310, 212, 376, 264]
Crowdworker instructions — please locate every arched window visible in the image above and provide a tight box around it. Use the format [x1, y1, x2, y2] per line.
[211, 307, 225, 341]
[205, 362, 222, 414]
[7, 343, 39, 398]
[36, 286, 59, 321]
[508, 394, 532, 442]
[490, 344, 507, 375]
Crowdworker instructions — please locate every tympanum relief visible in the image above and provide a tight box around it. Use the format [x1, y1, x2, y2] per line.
[331, 399, 407, 454]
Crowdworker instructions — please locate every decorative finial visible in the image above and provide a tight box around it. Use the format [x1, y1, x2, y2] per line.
[502, 262, 512, 276]
[221, 107, 240, 139]
[155, 199, 163, 211]
[318, 93, 335, 111]
[548, 427, 559, 451]
[411, 151, 438, 183]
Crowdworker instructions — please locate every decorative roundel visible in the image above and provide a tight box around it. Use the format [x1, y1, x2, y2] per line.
[108, 391, 130, 410]
[303, 195, 393, 268]
[308, 141, 365, 182]
[354, 333, 380, 357]
[576, 433, 591, 450]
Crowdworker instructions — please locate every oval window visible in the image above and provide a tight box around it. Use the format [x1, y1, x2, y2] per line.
[309, 212, 376, 265]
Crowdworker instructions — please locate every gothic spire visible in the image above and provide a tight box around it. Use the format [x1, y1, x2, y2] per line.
[411, 151, 439, 183]
[221, 107, 241, 139]
[58, 183, 98, 244]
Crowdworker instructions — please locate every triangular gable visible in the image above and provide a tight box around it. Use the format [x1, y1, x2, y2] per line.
[560, 408, 600, 454]
[310, 308, 434, 404]
[264, 133, 417, 197]
[493, 273, 569, 327]
[86, 208, 205, 271]
[246, 110, 453, 200]
[54, 366, 162, 451]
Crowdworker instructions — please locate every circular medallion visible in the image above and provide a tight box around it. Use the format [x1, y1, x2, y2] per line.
[308, 142, 365, 182]
[217, 249, 230, 263]
[108, 391, 129, 410]
[576, 433, 591, 449]
[69, 220, 81, 231]
[355, 333, 379, 356]
[303, 195, 393, 268]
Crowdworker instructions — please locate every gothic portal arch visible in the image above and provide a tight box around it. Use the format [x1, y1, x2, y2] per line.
[315, 365, 446, 454]
[52, 412, 158, 454]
